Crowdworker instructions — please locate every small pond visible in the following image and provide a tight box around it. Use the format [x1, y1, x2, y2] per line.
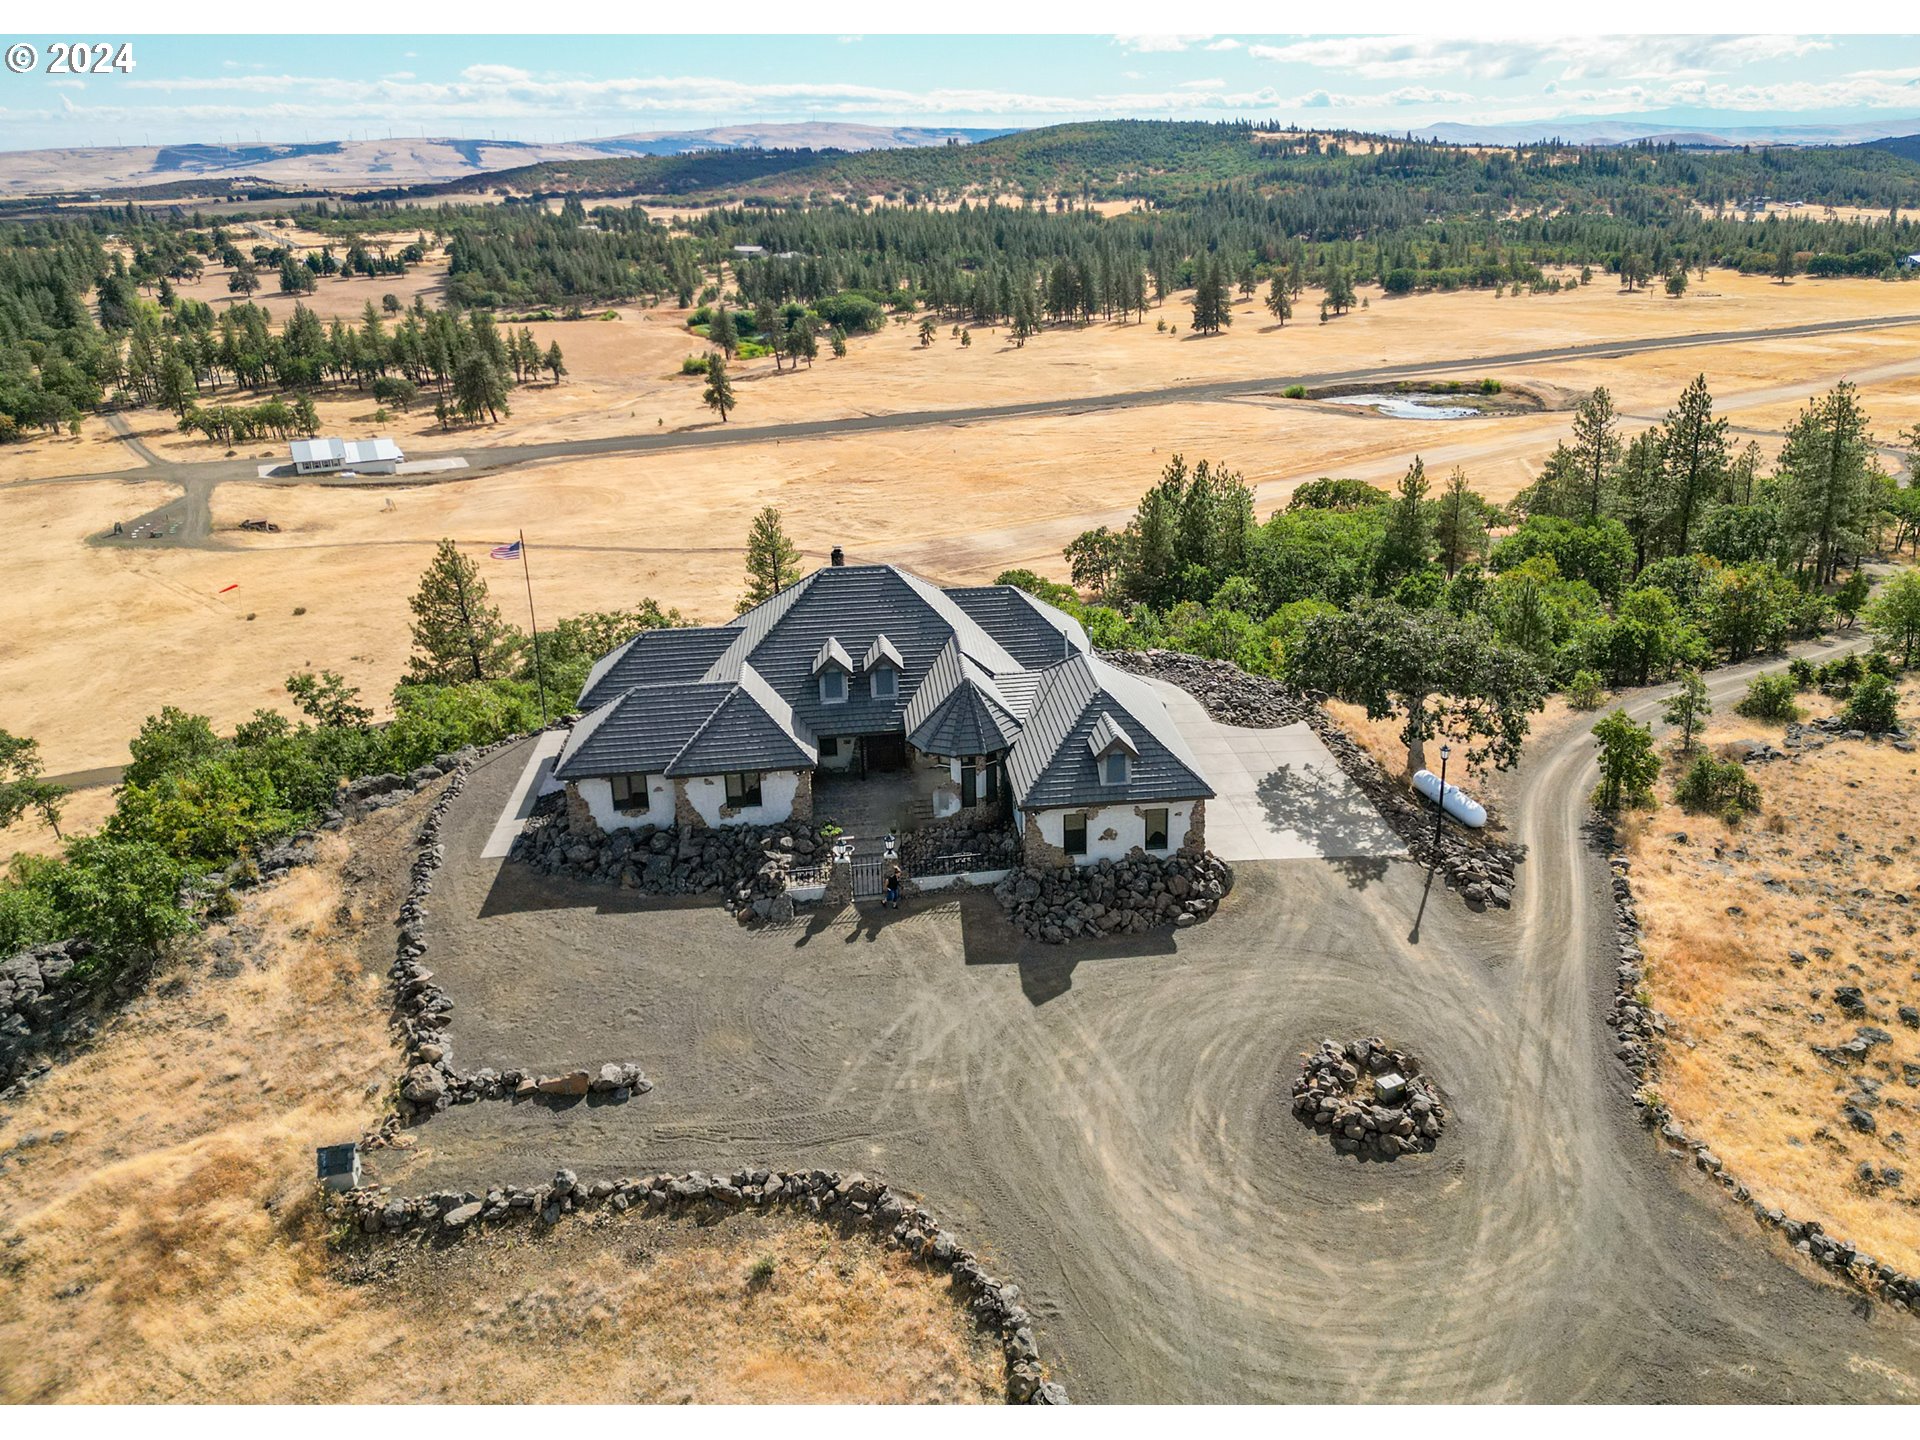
[1322, 392, 1485, 420]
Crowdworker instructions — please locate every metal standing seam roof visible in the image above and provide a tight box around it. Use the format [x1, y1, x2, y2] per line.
[290, 437, 345, 464]
[1087, 712, 1139, 758]
[1006, 654, 1213, 809]
[343, 437, 403, 464]
[903, 638, 1024, 756]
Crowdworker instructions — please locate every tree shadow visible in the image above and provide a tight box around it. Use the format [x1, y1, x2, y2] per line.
[1252, 764, 1398, 890]
[956, 891, 1177, 1006]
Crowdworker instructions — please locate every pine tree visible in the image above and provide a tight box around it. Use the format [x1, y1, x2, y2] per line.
[1379, 456, 1432, 582]
[406, 539, 519, 684]
[1264, 274, 1291, 325]
[1432, 467, 1487, 579]
[710, 307, 739, 357]
[544, 341, 566, 383]
[1659, 374, 1728, 557]
[702, 352, 735, 423]
[453, 352, 509, 424]
[739, 506, 802, 613]
[1778, 381, 1876, 585]
[1568, 387, 1622, 522]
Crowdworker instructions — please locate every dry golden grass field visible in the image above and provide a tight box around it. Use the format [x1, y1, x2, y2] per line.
[1625, 678, 1920, 1277]
[3, 268, 1919, 786]
[0, 792, 1000, 1404]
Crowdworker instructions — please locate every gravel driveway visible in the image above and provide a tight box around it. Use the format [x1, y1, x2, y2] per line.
[371, 721, 1920, 1403]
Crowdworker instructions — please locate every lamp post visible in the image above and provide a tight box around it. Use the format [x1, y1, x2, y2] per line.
[1432, 743, 1452, 864]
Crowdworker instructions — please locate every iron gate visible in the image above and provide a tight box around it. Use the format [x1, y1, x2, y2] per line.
[850, 857, 888, 899]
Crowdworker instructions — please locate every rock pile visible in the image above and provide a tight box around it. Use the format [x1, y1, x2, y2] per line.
[1598, 822, 1920, 1317]
[330, 1165, 1067, 1404]
[1103, 649, 1523, 908]
[896, 813, 1020, 873]
[510, 793, 825, 919]
[994, 850, 1232, 943]
[1291, 1036, 1446, 1157]
[382, 746, 652, 1133]
[0, 940, 107, 1098]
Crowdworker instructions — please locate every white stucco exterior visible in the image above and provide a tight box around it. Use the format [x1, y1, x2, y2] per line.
[576, 774, 674, 831]
[679, 769, 805, 828]
[1028, 799, 1199, 865]
[575, 770, 806, 830]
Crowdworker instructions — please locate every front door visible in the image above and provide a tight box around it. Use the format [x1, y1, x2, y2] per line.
[864, 732, 907, 771]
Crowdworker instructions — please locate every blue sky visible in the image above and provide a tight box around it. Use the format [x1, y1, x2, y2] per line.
[7, 34, 1920, 149]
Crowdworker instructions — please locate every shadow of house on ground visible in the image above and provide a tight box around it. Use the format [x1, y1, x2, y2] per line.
[1254, 764, 1395, 889]
[954, 890, 1178, 1005]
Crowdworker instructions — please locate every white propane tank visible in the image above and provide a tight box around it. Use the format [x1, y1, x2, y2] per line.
[1412, 769, 1487, 828]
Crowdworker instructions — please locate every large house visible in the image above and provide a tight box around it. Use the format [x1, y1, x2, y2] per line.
[552, 555, 1214, 866]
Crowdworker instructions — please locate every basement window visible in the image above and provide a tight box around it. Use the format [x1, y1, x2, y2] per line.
[610, 773, 652, 814]
[1062, 812, 1087, 857]
[1144, 808, 1169, 852]
[725, 771, 764, 807]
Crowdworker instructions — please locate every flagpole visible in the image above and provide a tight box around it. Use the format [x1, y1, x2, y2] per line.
[518, 530, 548, 723]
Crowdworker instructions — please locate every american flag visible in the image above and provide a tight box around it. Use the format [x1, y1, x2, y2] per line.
[489, 540, 523, 561]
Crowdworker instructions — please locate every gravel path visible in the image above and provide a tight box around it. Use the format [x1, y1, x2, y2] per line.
[374, 680, 1920, 1402]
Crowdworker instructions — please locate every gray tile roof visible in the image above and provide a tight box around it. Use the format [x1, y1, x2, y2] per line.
[578, 625, 735, 710]
[1006, 654, 1213, 809]
[945, 585, 1089, 670]
[570, 564, 1202, 808]
[555, 664, 816, 781]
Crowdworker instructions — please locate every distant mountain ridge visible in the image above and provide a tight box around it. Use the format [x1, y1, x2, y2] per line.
[0, 123, 1011, 198]
[1417, 116, 1920, 148]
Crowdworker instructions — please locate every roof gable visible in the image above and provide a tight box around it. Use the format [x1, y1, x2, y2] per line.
[1007, 654, 1212, 809]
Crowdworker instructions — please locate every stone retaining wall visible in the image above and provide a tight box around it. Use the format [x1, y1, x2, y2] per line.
[1101, 649, 1523, 908]
[1596, 818, 1920, 1317]
[375, 738, 652, 1141]
[328, 1165, 1067, 1404]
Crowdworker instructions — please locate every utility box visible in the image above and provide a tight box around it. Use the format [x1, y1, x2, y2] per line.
[1375, 1073, 1409, 1105]
[316, 1142, 361, 1192]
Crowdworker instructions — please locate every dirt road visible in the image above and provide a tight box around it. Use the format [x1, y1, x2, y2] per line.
[22, 309, 1920, 554]
[379, 638, 1920, 1403]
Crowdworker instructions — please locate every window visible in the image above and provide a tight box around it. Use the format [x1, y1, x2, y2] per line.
[1062, 812, 1088, 857]
[610, 773, 652, 813]
[870, 666, 898, 700]
[819, 736, 839, 758]
[725, 771, 763, 807]
[820, 670, 847, 704]
[1144, 807, 1169, 851]
[1103, 752, 1130, 785]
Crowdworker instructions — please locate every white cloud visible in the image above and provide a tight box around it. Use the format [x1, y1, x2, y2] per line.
[1179, 78, 1227, 91]
[1205, 38, 1241, 52]
[461, 64, 531, 83]
[1113, 35, 1209, 54]
[1247, 35, 1831, 83]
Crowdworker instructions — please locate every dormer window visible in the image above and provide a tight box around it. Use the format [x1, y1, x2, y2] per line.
[862, 633, 904, 701]
[1087, 710, 1140, 788]
[812, 635, 854, 707]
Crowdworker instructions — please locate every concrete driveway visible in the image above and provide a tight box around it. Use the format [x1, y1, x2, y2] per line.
[1145, 679, 1406, 863]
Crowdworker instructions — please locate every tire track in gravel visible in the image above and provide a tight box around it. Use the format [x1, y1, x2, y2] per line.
[383, 709, 1920, 1402]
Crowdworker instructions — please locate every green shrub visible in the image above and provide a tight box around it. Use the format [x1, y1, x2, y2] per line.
[1674, 754, 1762, 823]
[384, 679, 546, 772]
[1734, 672, 1801, 722]
[1816, 653, 1863, 696]
[1567, 670, 1607, 710]
[1282, 384, 1308, 399]
[1477, 377, 1503, 394]
[1786, 658, 1816, 689]
[1842, 671, 1900, 733]
[680, 354, 710, 375]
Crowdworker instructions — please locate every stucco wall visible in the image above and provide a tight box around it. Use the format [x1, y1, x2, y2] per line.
[575, 774, 673, 832]
[680, 769, 806, 828]
[1026, 799, 1197, 866]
